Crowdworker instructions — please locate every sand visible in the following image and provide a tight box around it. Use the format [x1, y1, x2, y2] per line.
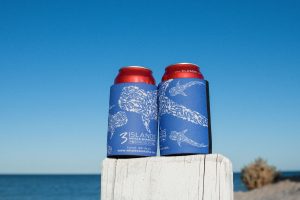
[235, 180, 300, 200]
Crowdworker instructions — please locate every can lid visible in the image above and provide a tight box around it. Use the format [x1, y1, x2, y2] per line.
[114, 66, 156, 85]
[120, 65, 149, 70]
[167, 62, 199, 67]
[162, 63, 204, 81]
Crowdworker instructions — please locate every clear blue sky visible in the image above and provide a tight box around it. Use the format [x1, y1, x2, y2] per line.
[0, 0, 299, 173]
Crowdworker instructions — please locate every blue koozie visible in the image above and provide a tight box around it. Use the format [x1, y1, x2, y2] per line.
[158, 78, 209, 155]
[107, 83, 158, 157]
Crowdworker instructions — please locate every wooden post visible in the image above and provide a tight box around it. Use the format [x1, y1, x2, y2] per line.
[101, 154, 233, 200]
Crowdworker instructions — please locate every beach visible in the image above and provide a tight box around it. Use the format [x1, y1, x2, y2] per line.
[235, 180, 300, 200]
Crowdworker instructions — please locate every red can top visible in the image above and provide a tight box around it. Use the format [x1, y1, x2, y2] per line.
[114, 66, 156, 85]
[162, 63, 204, 81]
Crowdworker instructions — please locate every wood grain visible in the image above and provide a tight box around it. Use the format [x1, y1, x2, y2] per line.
[101, 154, 233, 200]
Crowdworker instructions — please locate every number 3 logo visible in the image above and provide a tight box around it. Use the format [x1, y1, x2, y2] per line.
[120, 132, 128, 144]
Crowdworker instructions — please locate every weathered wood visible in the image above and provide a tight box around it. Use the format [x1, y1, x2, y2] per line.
[101, 154, 233, 200]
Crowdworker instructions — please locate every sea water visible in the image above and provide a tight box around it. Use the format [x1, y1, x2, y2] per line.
[0, 172, 299, 199]
[0, 175, 100, 200]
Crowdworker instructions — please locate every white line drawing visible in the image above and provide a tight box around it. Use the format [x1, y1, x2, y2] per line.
[118, 86, 157, 133]
[169, 81, 204, 96]
[159, 128, 167, 142]
[159, 79, 208, 127]
[109, 105, 115, 110]
[169, 129, 207, 148]
[107, 145, 112, 154]
[108, 111, 128, 139]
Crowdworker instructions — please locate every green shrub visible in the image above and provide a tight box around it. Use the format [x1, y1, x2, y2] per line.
[241, 158, 279, 190]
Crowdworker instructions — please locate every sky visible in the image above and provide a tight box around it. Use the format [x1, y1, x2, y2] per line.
[0, 0, 299, 173]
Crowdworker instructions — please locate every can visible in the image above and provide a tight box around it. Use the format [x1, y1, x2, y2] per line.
[107, 66, 158, 158]
[158, 63, 212, 155]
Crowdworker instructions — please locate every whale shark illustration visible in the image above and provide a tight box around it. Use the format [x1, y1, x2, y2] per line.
[169, 129, 207, 148]
[159, 79, 208, 127]
[118, 86, 157, 133]
[108, 111, 128, 139]
[169, 81, 204, 96]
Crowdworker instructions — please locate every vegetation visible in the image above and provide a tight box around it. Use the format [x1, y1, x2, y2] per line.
[241, 158, 279, 190]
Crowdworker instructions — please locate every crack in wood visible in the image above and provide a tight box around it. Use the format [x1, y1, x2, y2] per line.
[202, 155, 206, 200]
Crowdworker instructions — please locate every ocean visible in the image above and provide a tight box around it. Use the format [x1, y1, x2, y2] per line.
[0, 172, 299, 199]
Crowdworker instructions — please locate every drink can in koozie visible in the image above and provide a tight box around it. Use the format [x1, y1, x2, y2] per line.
[107, 66, 158, 157]
[158, 63, 212, 155]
